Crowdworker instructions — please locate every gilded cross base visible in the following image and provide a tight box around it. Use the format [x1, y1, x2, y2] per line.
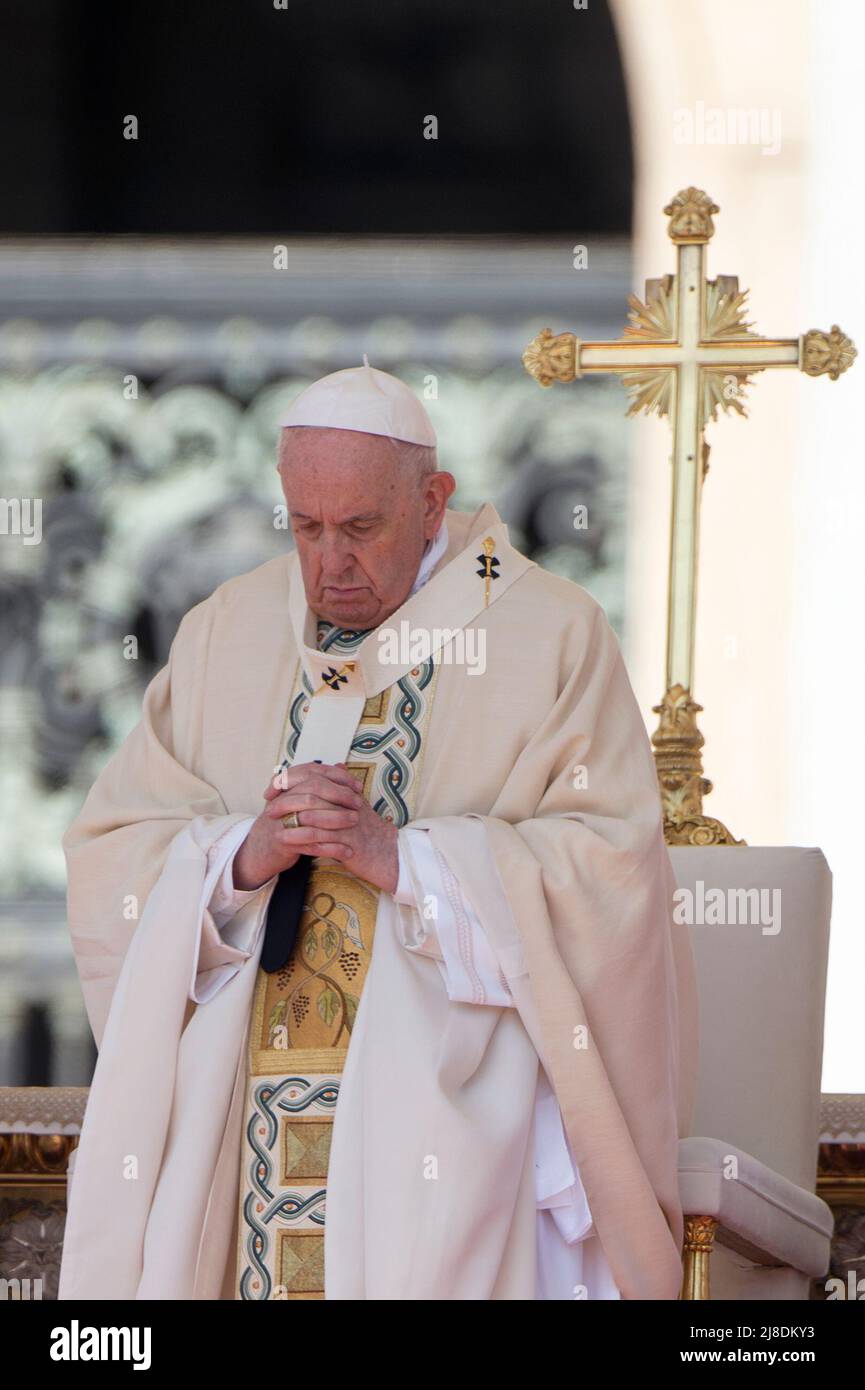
[652, 684, 745, 847]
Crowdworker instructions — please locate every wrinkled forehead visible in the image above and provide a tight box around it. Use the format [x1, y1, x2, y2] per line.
[278, 428, 419, 519]
[278, 424, 399, 465]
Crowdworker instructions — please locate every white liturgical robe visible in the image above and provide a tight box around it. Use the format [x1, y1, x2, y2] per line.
[59, 496, 696, 1303]
[206, 522, 620, 1300]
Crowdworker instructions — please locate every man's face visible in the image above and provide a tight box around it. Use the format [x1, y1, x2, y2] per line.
[278, 427, 455, 628]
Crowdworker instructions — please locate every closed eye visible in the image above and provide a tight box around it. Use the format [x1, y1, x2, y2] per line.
[293, 519, 379, 536]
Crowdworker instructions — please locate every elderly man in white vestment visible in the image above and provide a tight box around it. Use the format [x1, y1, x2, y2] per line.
[58, 363, 698, 1302]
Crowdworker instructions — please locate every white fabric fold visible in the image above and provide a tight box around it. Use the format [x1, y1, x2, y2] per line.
[394, 834, 421, 906]
[395, 823, 603, 1263]
[59, 813, 277, 1300]
[400, 825, 512, 1006]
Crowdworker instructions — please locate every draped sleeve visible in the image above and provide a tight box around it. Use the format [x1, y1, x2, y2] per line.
[408, 596, 699, 1300]
[62, 593, 243, 1047]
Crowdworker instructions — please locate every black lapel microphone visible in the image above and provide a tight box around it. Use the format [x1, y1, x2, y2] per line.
[260, 758, 321, 975]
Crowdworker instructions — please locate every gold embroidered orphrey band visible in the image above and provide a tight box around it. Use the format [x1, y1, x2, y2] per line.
[234, 622, 440, 1299]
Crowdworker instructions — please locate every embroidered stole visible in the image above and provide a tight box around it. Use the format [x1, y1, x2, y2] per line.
[235, 621, 439, 1299]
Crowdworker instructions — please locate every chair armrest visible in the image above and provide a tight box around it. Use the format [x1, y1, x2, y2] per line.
[678, 1135, 834, 1277]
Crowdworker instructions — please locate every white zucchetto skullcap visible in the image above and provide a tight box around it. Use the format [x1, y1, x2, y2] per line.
[279, 356, 436, 447]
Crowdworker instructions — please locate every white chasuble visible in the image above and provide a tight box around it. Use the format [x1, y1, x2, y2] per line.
[223, 631, 617, 1301]
[216, 549, 619, 1300]
[58, 500, 697, 1302]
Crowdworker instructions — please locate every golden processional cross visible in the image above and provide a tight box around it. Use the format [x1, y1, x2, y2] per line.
[523, 187, 856, 847]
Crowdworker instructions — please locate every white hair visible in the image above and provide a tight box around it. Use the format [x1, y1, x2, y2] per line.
[385, 436, 438, 480]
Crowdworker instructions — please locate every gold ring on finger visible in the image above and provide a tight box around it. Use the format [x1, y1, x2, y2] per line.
[282, 811, 301, 829]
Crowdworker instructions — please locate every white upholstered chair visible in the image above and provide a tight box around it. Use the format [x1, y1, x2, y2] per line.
[669, 845, 835, 1300]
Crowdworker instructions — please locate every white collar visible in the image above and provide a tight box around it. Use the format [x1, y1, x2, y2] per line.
[409, 519, 449, 597]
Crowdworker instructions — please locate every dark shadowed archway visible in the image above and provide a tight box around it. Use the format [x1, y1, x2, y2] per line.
[0, 0, 632, 235]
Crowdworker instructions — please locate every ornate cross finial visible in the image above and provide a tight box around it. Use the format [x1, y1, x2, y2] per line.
[801, 324, 858, 380]
[663, 186, 720, 243]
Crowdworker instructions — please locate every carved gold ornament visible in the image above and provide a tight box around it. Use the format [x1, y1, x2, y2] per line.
[680, 1214, 719, 1300]
[800, 324, 857, 380]
[663, 187, 720, 243]
[521, 327, 578, 387]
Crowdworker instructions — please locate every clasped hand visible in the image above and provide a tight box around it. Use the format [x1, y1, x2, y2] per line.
[232, 760, 399, 895]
